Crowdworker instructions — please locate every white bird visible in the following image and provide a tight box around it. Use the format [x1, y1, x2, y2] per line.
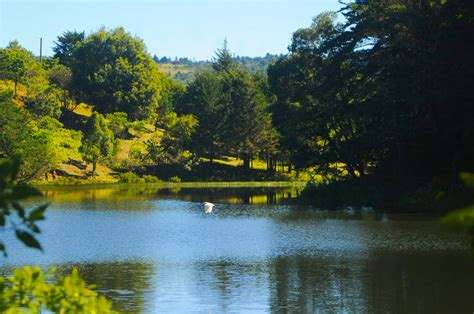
[203, 202, 215, 213]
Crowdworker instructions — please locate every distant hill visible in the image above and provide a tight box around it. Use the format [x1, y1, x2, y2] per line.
[154, 53, 283, 84]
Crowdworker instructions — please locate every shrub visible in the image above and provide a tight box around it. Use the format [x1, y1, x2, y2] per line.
[143, 175, 160, 183]
[118, 171, 144, 183]
[169, 176, 181, 183]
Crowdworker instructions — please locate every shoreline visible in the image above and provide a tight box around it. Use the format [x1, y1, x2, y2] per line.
[35, 181, 307, 189]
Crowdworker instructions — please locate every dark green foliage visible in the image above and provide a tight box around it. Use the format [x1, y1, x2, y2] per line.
[24, 87, 61, 119]
[156, 79, 185, 127]
[53, 30, 85, 67]
[69, 27, 166, 120]
[106, 112, 130, 139]
[212, 39, 236, 72]
[178, 70, 228, 162]
[176, 46, 279, 170]
[0, 93, 56, 182]
[80, 112, 116, 175]
[220, 69, 274, 168]
[269, 1, 474, 185]
[0, 158, 47, 256]
[146, 113, 197, 164]
[48, 62, 74, 111]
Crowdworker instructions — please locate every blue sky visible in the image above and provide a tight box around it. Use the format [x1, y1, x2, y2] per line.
[1, 0, 343, 60]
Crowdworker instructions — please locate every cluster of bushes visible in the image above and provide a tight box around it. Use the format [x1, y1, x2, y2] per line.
[118, 172, 161, 184]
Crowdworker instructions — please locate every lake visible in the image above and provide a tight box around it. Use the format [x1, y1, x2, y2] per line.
[1, 185, 473, 313]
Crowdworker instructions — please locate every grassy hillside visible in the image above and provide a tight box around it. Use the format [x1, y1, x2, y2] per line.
[154, 53, 282, 84]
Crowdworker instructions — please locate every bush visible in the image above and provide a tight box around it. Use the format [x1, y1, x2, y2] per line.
[118, 171, 144, 183]
[0, 266, 115, 313]
[143, 175, 160, 183]
[169, 176, 181, 183]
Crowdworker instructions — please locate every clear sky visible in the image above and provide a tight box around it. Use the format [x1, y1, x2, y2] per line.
[0, 0, 343, 60]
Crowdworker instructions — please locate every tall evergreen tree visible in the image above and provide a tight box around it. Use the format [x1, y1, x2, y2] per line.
[178, 70, 228, 163]
[221, 69, 272, 168]
[212, 39, 236, 72]
[53, 30, 85, 67]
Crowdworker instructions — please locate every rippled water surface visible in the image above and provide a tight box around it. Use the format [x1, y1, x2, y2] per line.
[1, 185, 473, 313]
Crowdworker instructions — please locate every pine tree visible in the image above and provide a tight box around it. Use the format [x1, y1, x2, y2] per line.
[212, 39, 235, 72]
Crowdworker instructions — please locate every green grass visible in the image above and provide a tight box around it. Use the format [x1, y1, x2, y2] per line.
[36, 181, 306, 188]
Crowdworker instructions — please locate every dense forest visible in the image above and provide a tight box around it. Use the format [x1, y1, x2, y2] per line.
[0, 0, 473, 209]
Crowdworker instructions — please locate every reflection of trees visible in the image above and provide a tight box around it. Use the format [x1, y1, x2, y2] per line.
[267, 252, 474, 313]
[40, 186, 302, 208]
[364, 252, 474, 313]
[191, 260, 269, 312]
[268, 256, 366, 312]
[55, 260, 155, 313]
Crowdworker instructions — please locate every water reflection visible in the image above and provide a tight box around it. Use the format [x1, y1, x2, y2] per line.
[0, 260, 155, 313]
[1, 186, 472, 313]
[56, 260, 155, 313]
[40, 185, 300, 207]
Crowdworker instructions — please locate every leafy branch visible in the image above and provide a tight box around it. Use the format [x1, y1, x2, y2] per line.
[0, 158, 48, 256]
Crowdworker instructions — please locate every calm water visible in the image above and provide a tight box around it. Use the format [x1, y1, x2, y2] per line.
[1, 185, 473, 313]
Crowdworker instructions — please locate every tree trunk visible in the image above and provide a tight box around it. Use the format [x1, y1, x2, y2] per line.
[92, 162, 97, 177]
[14, 81, 17, 98]
[243, 157, 250, 169]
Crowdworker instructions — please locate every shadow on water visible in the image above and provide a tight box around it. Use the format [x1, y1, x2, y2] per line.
[188, 252, 474, 313]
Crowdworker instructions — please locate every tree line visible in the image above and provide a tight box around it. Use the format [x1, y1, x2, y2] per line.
[269, 0, 473, 191]
[1, 0, 473, 201]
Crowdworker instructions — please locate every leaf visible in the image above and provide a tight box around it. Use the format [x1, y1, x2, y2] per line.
[15, 230, 42, 251]
[29, 204, 48, 221]
[12, 202, 25, 219]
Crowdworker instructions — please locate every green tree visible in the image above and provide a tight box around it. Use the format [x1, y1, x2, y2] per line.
[106, 112, 130, 139]
[0, 41, 34, 97]
[212, 39, 236, 72]
[178, 70, 228, 163]
[53, 30, 85, 67]
[0, 92, 57, 182]
[80, 112, 115, 176]
[24, 87, 61, 119]
[155, 79, 185, 128]
[146, 113, 197, 165]
[70, 27, 166, 120]
[48, 62, 75, 111]
[221, 69, 273, 168]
